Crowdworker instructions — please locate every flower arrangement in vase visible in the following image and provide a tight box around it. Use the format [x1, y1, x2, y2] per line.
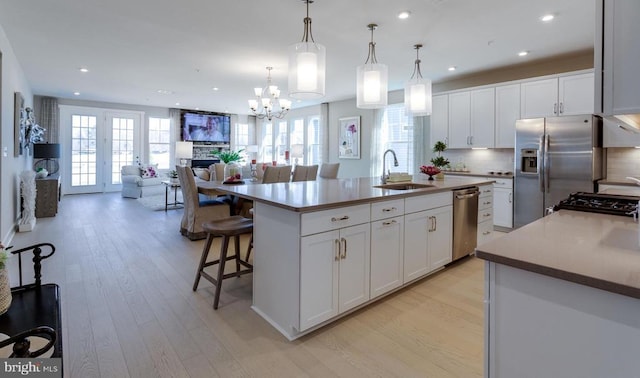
[429, 140, 450, 179]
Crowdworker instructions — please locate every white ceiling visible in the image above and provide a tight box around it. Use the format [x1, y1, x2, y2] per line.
[0, 0, 595, 115]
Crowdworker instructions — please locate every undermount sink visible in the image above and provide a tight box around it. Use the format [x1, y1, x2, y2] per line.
[373, 183, 435, 190]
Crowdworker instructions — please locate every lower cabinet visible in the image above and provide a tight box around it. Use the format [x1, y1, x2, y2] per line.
[299, 223, 370, 331]
[493, 187, 513, 228]
[477, 184, 495, 245]
[403, 205, 453, 283]
[370, 215, 404, 299]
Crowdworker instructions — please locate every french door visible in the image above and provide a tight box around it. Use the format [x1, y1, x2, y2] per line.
[60, 105, 143, 194]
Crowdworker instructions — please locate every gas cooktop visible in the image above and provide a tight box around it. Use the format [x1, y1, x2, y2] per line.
[554, 192, 639, 217]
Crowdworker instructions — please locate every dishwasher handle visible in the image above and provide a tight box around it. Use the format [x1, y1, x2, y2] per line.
[455, 191, 480, 200]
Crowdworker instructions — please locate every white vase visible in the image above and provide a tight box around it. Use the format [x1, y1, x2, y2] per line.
[0, 267, 12, 315]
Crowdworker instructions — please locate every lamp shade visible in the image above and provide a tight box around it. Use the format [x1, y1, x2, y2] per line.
[356, 63, 388, 109]
[404, 77, 432, 116]
[33, 143, 61, 159]
[288, 42, 326, 100]
[175, 141, 193, 159]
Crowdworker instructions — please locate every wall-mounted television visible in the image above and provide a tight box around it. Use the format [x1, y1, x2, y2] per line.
[181, 110, 231, 144]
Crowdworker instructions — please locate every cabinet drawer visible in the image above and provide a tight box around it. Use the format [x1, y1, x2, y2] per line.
[405, 191, 452, 214]
[301, 204, 370, 236]
[477, 220, 494, 245]
[371, 199, 405, 221]
[478, 207, 494, 223]
[479, 185, 493, 198]
[493, 178, 513, 189]
[479, 196, 493, 210]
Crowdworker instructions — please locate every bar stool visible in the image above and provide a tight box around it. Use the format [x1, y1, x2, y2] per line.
[193, 215, 254, 309]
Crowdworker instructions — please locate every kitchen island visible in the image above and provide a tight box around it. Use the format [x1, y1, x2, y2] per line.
[476, 210, 640, 377]
[213, 176, 494, 340]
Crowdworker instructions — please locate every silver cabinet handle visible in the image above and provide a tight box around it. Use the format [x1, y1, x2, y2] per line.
[382, 220, 397, 226]
[483, 213, 492, 217]
[433, 216, 437, 231]
[483, 200, 492, 205]
[340, 237, 347, 259]
[553, 103, 558, 115]
[470, 135, 473, 145]
[382, 207, 397, 212]
[509, 192, 512, 203]
[334, 239, 340, 261]
[559, 102, 564, 114]
[331, 215, 349, 222]
[483, 231, 491, 235]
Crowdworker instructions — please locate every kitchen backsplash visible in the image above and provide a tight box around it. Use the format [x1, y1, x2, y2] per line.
[605, 147, 640, 181]
[440, 148, 514, 174]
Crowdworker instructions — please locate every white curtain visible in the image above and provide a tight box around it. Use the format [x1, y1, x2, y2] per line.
[169, 108, 181, 167]
[369, 108, 386, 178]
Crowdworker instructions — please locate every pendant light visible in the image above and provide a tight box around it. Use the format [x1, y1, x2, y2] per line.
[357, 24, 388, 109]
[288, 0, 326, 99]
[404, 44, 432, 116]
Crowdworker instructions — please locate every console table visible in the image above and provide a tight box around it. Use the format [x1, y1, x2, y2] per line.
[35, 174, 60, 218]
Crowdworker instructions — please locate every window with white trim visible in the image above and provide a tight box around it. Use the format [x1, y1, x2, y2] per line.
[381, 104, 414, 173]
[148, 117, 171, 169]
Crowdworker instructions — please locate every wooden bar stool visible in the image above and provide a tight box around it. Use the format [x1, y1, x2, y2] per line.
[193, 215, 254, 309]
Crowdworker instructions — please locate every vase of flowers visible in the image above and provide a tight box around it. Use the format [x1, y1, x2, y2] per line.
[0, 244, 12, 315]
[430, 141, 450, 180]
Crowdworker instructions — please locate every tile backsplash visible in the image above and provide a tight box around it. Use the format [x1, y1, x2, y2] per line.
[440, 148, 515, 174]
[605, 147, 640, 180]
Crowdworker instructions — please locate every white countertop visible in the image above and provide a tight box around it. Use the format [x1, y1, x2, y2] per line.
[476, 210, 640, 298]
[203, 176, 494, 212]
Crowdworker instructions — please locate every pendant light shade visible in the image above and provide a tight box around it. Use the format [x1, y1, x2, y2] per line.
[288, 0, 326, 99]
[404, 44, 432, 116]
[357, 24, 388, 109]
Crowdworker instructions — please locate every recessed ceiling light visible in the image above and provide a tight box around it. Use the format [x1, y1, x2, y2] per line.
[157, 89, 173, 95]
[398, 11, 411, 19]
[79, 68, 89, 73]
[195, 107, 200, 110]
[73, 92, 80, 96]
[212, 87, 219, 91]
[518, 51, 529, 57]
[175, 102, 180, 106]
[541, 14, 554, 22]
[448, 66, 457, 71]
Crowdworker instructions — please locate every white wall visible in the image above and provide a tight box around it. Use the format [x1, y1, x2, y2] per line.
[0, 22, 34, 245]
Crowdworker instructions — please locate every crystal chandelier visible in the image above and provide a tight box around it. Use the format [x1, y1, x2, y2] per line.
[404, 44, 432, 116]
[357, 24, 388, 109]
[249, 66, 292, 121]
[288, 0, 326, 99]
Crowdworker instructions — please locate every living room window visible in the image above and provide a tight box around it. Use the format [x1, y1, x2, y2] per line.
[148, 117, 171, 169]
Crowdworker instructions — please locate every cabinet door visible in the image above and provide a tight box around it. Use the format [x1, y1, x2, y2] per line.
[448, 91, 471, 148]
[470, 88, 495, 148]
[427, 206, 453, 270]
[521, 78, 558, 118]
[430, 95, 449, 145]
[495, 84, 520, 148]
[338, 223, 370, 313]
[404, 211, 429, 282]
[370, 216, 404, 299]
[603, 117, 640, 147]
[493, 188, 513, 228]
[558, 73, 594, 116]
[300, 230, 340, 330]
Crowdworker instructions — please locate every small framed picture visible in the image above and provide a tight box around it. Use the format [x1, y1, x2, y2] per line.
[338, 116, 360, 159]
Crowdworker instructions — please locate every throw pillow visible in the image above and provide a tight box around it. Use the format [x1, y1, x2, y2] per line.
[192, 168, 210, 181]
[140, 164, 158, 178]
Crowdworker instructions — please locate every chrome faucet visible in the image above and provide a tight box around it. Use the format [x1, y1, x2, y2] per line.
[381, 149, 399, 184]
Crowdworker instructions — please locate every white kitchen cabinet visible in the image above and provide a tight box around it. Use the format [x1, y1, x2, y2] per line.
[477, 184, 494, 245]
[493, 187, 513, 229]
[370, 215, 404, 299]
[597, 0, 640, 115]
[521, 72, 594, 118]
[404, 205, 453, 283]
[430, 94, 449, 145]
[602, 114, 640, 147]
[300, 223, 370, 331]
[448, 89, 495, 149]
[495, 84, 520, 148]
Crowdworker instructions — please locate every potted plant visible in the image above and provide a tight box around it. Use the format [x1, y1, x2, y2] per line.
[166, 170, 178, 184]
[430, 140, 450, 179]
[211, 149, 245, 164]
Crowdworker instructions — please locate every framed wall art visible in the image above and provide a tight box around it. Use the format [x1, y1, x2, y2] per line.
[338, 116, 360, 159]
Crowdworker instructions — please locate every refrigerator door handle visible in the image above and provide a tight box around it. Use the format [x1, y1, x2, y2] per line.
[538, 136, 544, 193]
[544, 134, 550, 193]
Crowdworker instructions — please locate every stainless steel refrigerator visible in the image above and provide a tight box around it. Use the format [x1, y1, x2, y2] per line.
[514, 115, 603, 228]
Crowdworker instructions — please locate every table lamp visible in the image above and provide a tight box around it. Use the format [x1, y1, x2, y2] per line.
[291, 144, 304, 166]
[33, 143, 61, 175]
[175, 141, 193, 166]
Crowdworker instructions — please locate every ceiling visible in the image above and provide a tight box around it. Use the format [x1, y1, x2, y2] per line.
[0, 0, 595, 115]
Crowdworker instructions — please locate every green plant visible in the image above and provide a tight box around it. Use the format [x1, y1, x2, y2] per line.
[211, 149, 245, 164]
[430, 140, 450, 168]
[166, 170, 178, 178]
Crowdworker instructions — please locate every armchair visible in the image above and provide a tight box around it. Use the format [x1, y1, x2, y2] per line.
[121, 165, 164, 198]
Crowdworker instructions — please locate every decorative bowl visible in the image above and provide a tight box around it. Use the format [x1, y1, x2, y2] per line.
[419, 165, 441, 180]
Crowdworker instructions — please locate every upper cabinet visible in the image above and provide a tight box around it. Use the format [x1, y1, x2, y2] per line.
[597, 0, 640, 115]
[495, 84, 520, 148]
[430, 95, 449, 145]
[448, 89, 495, 149]
[521, 72, 594, 118]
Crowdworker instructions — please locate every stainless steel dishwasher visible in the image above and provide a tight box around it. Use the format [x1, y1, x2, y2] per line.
[452, 186, 480, 261]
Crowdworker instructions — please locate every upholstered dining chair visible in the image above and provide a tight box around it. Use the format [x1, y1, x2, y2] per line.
[318, 163, 340, 179]
[176, 165, 231, 240]
[261, 165, 293, 183]
[291, 165, 319, 182]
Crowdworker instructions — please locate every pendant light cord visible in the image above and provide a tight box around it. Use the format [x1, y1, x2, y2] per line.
[300, 0, 315, 43]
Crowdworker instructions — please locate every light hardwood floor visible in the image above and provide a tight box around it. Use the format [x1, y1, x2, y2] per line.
[9, 192, 491, 378]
